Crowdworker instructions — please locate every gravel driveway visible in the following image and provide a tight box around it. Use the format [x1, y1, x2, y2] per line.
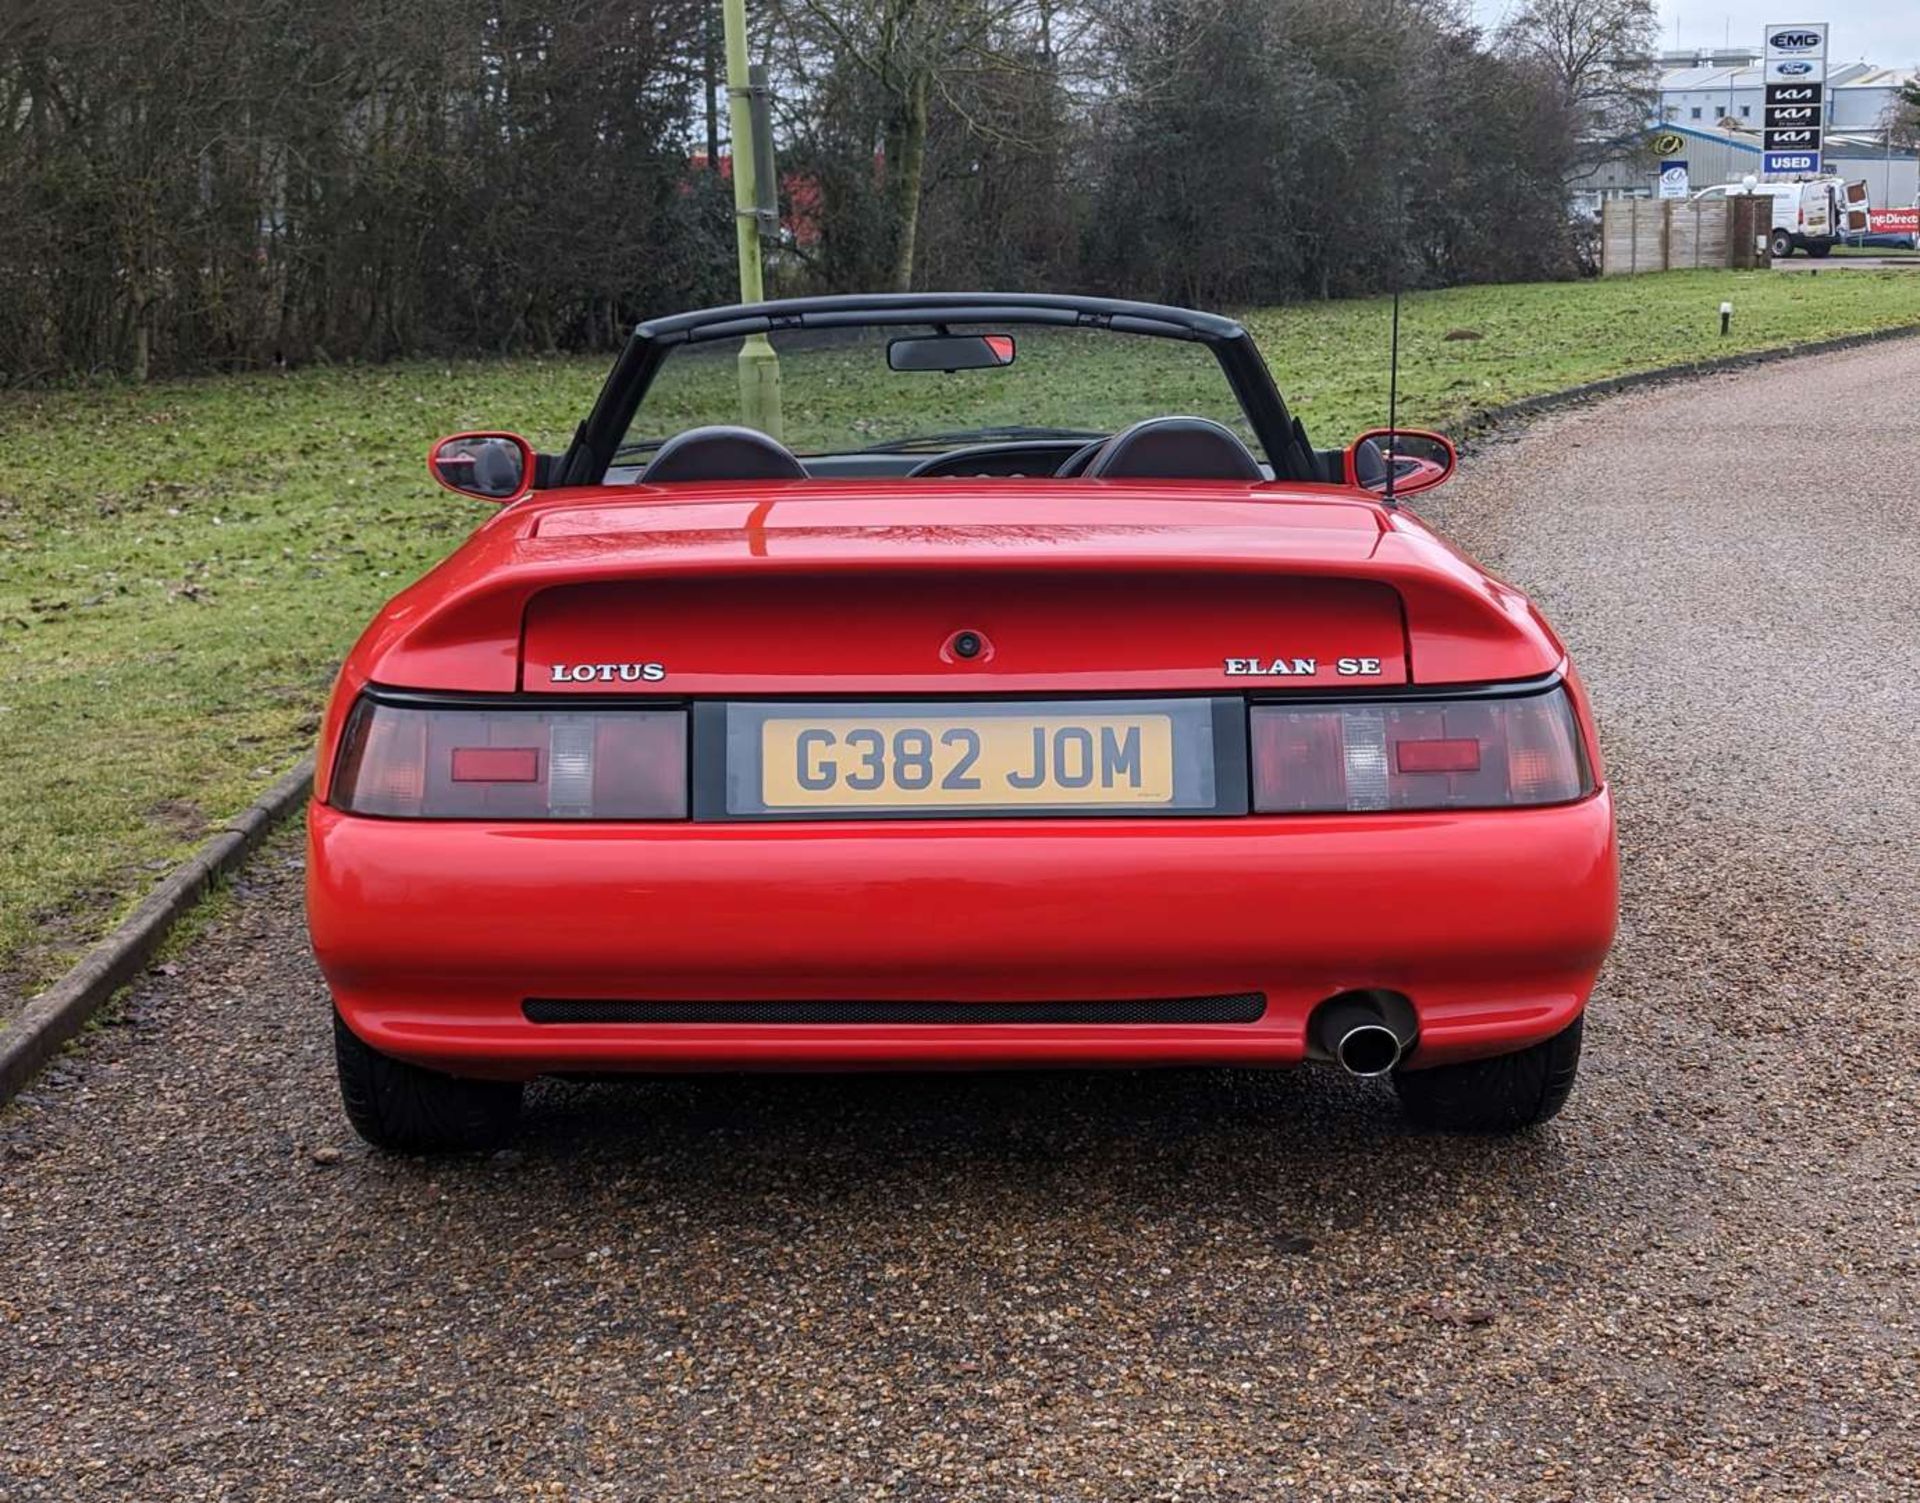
[4, 340, 1918, 1501]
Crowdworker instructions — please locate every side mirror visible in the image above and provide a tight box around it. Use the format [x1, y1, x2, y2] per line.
[429, 432, 534, 503]
[1347, 428, 1456, 499]
[887, 333, 1016, 372]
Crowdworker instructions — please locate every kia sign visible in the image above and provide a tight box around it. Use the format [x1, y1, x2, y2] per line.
[1762, 22, 1826, 174]
[1764, 83, 1824, 128]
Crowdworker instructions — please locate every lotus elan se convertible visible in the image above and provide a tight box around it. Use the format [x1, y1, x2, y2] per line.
[307, 293, 1616, 1152]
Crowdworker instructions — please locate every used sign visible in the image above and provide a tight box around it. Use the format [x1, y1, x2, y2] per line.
[1762, 22, 1826, 174]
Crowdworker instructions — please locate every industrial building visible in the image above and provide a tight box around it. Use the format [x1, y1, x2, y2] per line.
[1572, 48, 1918, 214]
[1655, 50, 1914, 133]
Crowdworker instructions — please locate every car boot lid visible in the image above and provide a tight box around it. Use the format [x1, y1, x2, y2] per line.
[347, 480, 1564, 694]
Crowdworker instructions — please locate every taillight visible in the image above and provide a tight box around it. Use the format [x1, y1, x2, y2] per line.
[331, 699, 687, 819]
[1251, 689, 1590, 813]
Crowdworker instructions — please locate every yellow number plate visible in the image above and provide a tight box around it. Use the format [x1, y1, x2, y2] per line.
[760, 713, 1176, 810]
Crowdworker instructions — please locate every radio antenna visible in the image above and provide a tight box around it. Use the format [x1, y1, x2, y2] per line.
[1382, 287, 1401, 508]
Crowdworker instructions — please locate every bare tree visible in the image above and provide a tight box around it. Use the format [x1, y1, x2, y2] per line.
[772, 0, 1062, 290]
[0, 0, 1598, 382]
[1083, 0, 1580, 305]
[1498, 0, 1658, 164]
[1882, 79, 1920, 153]
[0, 0, 725, 381]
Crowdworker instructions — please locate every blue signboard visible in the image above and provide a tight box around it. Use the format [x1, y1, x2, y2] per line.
[1762, 22, 1826, 174]
[1763, 150, 1821, 175]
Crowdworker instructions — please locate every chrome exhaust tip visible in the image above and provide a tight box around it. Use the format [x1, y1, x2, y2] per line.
[1332, 1022, 1404, 1078]
[1311, 993, 1417, 1077]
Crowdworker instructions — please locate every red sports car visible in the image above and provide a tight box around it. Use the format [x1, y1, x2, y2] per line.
[307, 294, 1616, 1152]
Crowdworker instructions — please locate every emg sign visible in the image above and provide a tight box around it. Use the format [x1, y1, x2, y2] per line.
[1762, 24, 1826, 174]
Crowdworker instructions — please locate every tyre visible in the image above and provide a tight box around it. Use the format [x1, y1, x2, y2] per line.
[1393, 1016, 1583, 1133]
[1769, 229, 1794, 260]
[333, 1008, 523, 1153]
[1806, 241, 1832, 259]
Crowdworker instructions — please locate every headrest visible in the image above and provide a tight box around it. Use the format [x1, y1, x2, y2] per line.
[1083, 417, 1264, 481]
[639, 425, 808, 483]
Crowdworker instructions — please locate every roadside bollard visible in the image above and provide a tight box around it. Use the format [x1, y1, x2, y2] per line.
[1720, 301, 1733, 337]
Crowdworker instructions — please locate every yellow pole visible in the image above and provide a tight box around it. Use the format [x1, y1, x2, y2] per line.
[723, 0, 781, 439]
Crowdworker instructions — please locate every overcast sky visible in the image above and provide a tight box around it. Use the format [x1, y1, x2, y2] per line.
[1469, 2, 1920, 68]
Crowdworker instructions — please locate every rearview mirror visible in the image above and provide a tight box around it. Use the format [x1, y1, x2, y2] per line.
[888, 334, 1016, 372]
[429, 432, 534, 503]
[1347, 428, 1456, 499]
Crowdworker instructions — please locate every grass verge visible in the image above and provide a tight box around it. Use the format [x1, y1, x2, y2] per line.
[2, 268, 1917, 998]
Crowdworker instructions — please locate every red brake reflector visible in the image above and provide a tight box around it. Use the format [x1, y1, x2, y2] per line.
[333, 700, 687, 819]
[450, 746, 541, 783]
[1250, 688, 1589, 813]
[1395, 738, 1481, 774]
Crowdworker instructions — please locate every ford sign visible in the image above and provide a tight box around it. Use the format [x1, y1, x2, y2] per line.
[1775, 60, 1814, 76]
[1769, 29, 1824, 50]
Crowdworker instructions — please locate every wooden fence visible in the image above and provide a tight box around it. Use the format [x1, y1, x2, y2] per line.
[1601, 197, 1769, 274]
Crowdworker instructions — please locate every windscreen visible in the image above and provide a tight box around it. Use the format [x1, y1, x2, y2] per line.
[615, 323, 1255, 463]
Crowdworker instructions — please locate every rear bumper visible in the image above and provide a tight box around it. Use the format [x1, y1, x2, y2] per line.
[307, 795, 1617, 1079]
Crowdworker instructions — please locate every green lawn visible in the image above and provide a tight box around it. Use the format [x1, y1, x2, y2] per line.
[2, 268, 1916, 999]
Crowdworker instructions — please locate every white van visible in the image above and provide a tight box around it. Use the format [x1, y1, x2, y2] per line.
[1692, 176, 1867, 259]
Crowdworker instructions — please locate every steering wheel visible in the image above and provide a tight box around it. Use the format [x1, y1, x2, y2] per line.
[1053, 436, 1109, 478]
[905, 440, 1100, 479]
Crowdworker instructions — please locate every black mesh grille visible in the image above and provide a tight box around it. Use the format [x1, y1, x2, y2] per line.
[522, 994, 1266, 1026]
